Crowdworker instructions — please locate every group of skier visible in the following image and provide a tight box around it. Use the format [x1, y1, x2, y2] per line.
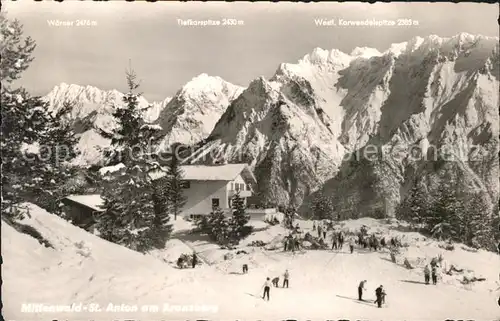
[357, 232, 401, 252]
[312, 221, 357, 253]
[423, 256, 442, 285]
[313, 221, 406, 254]
[283, 233, 301, 252]
[262, 269, 290, 301]
[259, 221, 449, 308]
[176, 252, 198, 269]
[358, 280, 387, 308]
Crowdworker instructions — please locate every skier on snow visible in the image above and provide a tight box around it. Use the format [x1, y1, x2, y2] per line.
[373, 237, 380, 251]
[283, 269, 290, 288]
[262, 277, 271, 301]
[349, 239, 354, 254]
[338, 231, 345, 249]
[374, 285, 386, 308]
[424, 265, 430, 284]
[332, 233, 338, 250]
[192, 252, 198, 268]
[358, 280, 367, 300]
[272, 277, 280, 287]
[431, 265, 438, 285]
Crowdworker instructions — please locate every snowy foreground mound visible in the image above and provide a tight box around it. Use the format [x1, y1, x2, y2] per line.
[3, 204, 499, 321]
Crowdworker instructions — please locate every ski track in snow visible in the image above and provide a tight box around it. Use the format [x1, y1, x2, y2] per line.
[3, 204, 499, 321]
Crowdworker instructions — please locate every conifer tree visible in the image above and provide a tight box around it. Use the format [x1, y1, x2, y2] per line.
[148, 178, 173, 248]
[230, 191, 252, 242]
[0, 13, 35, 89]
[1, 13, 79, 218]
[427, 180, 463, 240]
[208, 207, 231, 244]
[97, 163, 157, 251]
[311, 195, 334, 220]
[462, 192, 493, 248]
[396, 181, 430, 226]
[97, 67, 163, 166]
[165, 155, 187, 220]
[95, 70, 169, 251]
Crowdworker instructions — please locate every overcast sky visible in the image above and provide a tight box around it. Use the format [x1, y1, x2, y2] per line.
[5, 2, 499, 101]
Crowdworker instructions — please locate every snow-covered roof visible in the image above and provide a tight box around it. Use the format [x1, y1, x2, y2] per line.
[63, 194, 105, 212]
[99, 163, 126, 176]
[151, 163, 257, 184]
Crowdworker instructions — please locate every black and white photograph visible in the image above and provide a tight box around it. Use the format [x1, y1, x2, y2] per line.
[2, 1, 499, 320]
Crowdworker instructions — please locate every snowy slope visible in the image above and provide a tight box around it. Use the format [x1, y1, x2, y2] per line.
[3, 204, 500, 321]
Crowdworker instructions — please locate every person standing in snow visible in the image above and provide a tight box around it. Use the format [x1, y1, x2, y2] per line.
[424, 265, 430, 284]
[358, 280, 367, 300]
[323, 229, 327, 239]
[332, 233, 338, 250]
[242, 264, 248, 274]
[262, 277, 271, 301]
[373, 237, 380, 251]
[374, 285, 386, 308]
[283, 235, 290, 251]
[431, 265, 438, 285]
[290, 237, 296, 253]
[192, 252, 198, 268]
[313, 221, 316, 231]
[318, 225, 323, 238]
[338, 231, 345, 250]
[349, 239, 354, 254]
[283, 269, 290, 288]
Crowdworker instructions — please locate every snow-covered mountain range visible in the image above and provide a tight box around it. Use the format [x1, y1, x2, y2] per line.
[45, 33, 499, 214]
[183, 33, 499, 213]
[44, 75, 242, 164]
[154, 73, 244, 150]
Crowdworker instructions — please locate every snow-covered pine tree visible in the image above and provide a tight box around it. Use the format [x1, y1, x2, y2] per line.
[34, 101, 80, 215]
[96, 163, 157, 251]
[311, 194, 335, 220]
[1, 13, 79, 219]
[230, 191, 252, 242]
[427, 176, 464, 241]
[164, 155, 186, 220]
[148, 177, 173, 249]
[94, 70, 167, 252]
[97, 67, 163, 166]
[463, 192, 493, 249]
[207, 207, 230, 245]
[395, 181, 430, 227]
[0, 12, 35, 89]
